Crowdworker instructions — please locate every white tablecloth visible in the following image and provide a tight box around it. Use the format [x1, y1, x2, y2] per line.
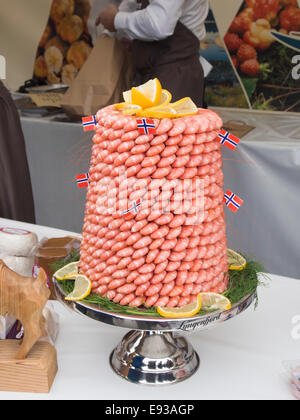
[0, 218, 299, 400]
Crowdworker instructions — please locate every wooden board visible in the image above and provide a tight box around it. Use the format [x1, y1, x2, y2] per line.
[0, 340, 58, 393]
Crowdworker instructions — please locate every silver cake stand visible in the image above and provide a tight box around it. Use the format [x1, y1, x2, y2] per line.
[54, 279, 256, 386]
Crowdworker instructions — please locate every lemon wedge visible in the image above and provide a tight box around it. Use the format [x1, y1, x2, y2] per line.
[114, 102, 142, 115]
[63, 274, 92, 301]
[157, 294, 202, 318]
[227, 249, 247, 271]
[169, 97, 198, 117]
[54, 262, 79, 281]
[132, 88, 156, 109]
[200, 293, 232, 311]
[137, 106, 177, 119]
[158, 89, 172, 106]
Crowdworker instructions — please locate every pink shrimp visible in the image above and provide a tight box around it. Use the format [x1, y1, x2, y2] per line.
[156, 118, 173, 135]
[133, 236, 152, 249]
[161, 239, 178, 250]
[152, 167, 171, 179]
[117, 247, 134, 258]
[169, 214, 186, 228]
[145, 295, 159, 307]
[163, 272, 177, 284]
[129, 297, 145, 307]
[135, 134, 153, 145]
[177, 144, 193, 156]
[113, 293, 124, 303]
[96, 285, 108, 296]
[140, 223, 159, 236]
[120, 294, 136, 306]
[107, 290, 117, 300]
[147, 144, 165, 157]
[155, 297, 169, 307]
[136, 282, 151, 296]
[151, 134, 168, 146]
[146, 249, 159, 264]
[167, 226, 182, 239]
[167, 168, 185, 179]
[151, 226, 169, 239]
[161, 146, 178, 158]
[166, 261, 181, 272]
[117, 141, 135, 153]
[174, 238, 189, 252]
[154, 250, 171, 264]
[157, 156, 176, 168]
[117, 284, 137, 294]
[154, 260, 169, 274]
[149, 238, 164, 250]
[169, 120, 186, 136]
[117, 257, 132, 270]
[141, 155, 160, 168]
[186, 272, 198, 284]
[126, 271, 139, 283]
[112, 269, 129, 279]
[176, 271, 188, 286]
[125, 154, 145, 167]
[132, 247, 149, 259]
[126, 232, 142, 246]
[151, 272, 166, 285]
[121, 130, 139, 142]
[128, 257, 145, 271]
[108, 279, 126, 290]
[160, 282, 175, 296]
[134, 273, 152, 285]
[138, 263, 156, 274]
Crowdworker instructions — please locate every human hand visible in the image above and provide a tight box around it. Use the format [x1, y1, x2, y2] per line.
[95, 5, 118, 32]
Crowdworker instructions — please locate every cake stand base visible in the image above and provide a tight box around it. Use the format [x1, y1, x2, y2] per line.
[110, 330, 200, 386]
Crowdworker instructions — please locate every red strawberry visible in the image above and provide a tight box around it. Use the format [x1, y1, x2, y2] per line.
[229, 16, 248, 35]
[240, 59, 260, 77]
[224, 33, 243, 52]
[237, 43, 257, 63]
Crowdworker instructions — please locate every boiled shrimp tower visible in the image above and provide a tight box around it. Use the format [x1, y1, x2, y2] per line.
[79, 106, 228, 308]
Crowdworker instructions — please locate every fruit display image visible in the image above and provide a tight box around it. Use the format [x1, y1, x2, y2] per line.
[33, 0, 93, 86]
[224, 0, 300, 112]
[200, 9, 249, 108]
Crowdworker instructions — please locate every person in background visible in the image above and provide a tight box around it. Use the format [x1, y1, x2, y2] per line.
[96, 0, 210, 107]
[0, 81, 35, 223]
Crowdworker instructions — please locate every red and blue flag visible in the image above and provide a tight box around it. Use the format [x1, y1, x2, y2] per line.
[218, 130, 240, 151]
[82, 115, 98, 132]
[136, 118, 156, 135]
[76, 173, 90, 189]
[224, 190, 243, 213]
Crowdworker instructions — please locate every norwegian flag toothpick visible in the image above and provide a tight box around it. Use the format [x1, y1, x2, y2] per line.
[82, 115, 98, 132]
[218, 129, 240, 151]
[76, 173, 90, 189]
[121, 199, 142, 216]
[136, 118, 156, 135]
[224, 190, 244, 213]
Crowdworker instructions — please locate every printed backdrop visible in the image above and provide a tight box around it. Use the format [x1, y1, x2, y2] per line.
[1, 0, 300, 112]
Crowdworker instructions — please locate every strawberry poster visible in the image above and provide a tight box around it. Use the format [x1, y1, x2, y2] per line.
[222, 0, 300, 112]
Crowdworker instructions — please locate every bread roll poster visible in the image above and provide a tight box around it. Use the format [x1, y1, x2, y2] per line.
[33, 0, 93, 86]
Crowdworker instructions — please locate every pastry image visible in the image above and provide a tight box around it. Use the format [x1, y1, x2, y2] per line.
[50, 0, 75, 25]
[45, 36, 68, 56]
[44, 46, 64, 74]
[47, 71, 61, 85]
[66, 40, 92, 69]
[34, 56, 48, 79]
[61, 64, 78, 85]
[57, 15, 84, 44]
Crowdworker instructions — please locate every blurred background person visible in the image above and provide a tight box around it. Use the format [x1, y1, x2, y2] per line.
[95, 0, 210, 107]
[0, 80, 35, 223]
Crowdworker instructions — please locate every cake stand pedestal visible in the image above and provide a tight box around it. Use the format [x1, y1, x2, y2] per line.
[54, 280, 256, 386]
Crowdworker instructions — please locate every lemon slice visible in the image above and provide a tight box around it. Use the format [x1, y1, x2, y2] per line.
[137, 106, 177, 119]
[64, 274, 92, 301]
[124, 79, 162, 108]
[169, 97, 198, 117]
[157, 294, 202, 318]
[132, 88, 156, 109]
[54, 262, 79, 281]
[158, 89, 172, 106]
[227, 249, 247, 271]
[115, 102, 142, 115]
[200, 293, 232, 311]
